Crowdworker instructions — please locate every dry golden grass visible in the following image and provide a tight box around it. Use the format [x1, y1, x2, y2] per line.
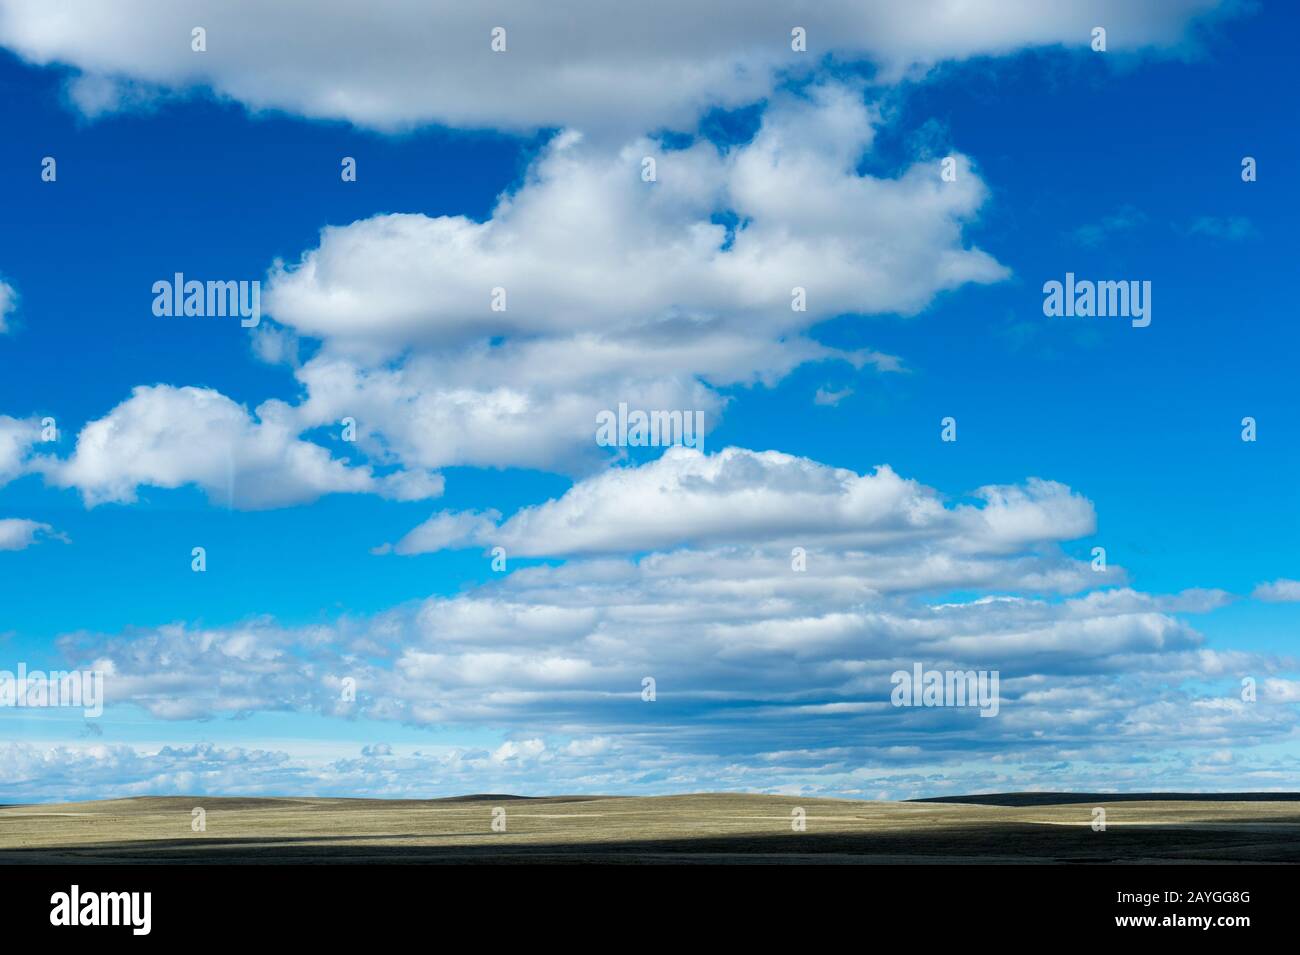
[3, 793, 1299, 864]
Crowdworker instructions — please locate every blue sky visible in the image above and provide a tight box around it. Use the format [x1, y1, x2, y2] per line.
[0, 0, 1297, 801]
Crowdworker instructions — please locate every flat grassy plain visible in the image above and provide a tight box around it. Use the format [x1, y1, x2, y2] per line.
[3, 793, 1299, 864]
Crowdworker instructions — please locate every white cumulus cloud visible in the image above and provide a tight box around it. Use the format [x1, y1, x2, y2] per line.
[37, 384, 443, 508]
[388, 446, 1096, 557]
[0, 0, 1238, 133]
[261, 85, 1000, 474]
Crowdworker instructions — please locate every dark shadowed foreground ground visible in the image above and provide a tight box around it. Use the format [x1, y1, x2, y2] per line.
[3, 793, 1299, 864]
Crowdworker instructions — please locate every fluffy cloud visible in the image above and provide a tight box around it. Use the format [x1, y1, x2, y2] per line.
[0, 741, 309, 803]
[0, 85, 1000, 487]
[0, 737, 607, 802]
[44, 553, 1289, 795]
[1253, 579, 1300, 603]
[267, 87, 1004, 351]
[0, 0, 1236, 133]
[388, 446, 1096, 557]
[43, 448, 1287, 792]
[381, 509, 501, 557]
[0, 0, 1271, 804]
[36, 384, 443, 508]
[0, 517, 64, 550]
[6, 730, 1300, 804]
[0, 415, 40, 486]
[287, 351, 729, 475]
[259, 85, 998, 473]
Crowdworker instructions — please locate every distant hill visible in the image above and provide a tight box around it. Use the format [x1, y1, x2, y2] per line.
[912, 792, 1300, 807]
